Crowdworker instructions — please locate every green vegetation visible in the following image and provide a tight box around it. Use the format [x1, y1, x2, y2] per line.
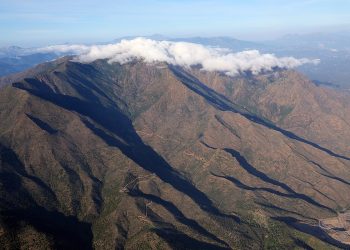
[278, 105, 294, 122]
[263, 221, 293, 249]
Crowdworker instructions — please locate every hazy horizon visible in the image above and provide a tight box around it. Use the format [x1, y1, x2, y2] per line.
[1, 0, 350, 47]
[2, 27, 350, 48]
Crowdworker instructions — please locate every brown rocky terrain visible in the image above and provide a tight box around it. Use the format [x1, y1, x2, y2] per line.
[0, 57, 350, 249]
[319, 212, 350, 245]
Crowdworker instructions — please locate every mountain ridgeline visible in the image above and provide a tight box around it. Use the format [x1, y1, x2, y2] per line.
[0, 57, 350, 249]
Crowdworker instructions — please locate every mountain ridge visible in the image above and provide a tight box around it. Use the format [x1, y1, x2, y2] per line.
[0, 57, 349, 249]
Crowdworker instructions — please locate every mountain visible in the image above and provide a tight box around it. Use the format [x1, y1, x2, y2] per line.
[0, 57, 350, 249]
[0, 45, 59, 78]
[112, 35, 264, 51]
[0, 53, 58, 76]
[170, 36, 265, 51]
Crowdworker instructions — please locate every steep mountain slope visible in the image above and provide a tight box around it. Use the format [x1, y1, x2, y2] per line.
[0, 58, 349, 249]
[189, 69, 350, 156]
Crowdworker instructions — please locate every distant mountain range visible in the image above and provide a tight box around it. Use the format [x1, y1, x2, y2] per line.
[0, 55, 350, 248]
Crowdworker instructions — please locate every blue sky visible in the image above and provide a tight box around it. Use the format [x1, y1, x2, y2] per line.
[1, 0, 350, 46]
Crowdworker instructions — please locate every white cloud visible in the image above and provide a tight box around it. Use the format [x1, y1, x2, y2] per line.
[38, 38, 321, 76]
[34, 44, 90, 55]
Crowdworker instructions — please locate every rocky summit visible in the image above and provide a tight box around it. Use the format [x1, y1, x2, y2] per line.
[0, 57, 350, 249]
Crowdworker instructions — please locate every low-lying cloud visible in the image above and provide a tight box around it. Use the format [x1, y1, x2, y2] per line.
[34, 44, 91, 55]
[41, 38, 320, 76]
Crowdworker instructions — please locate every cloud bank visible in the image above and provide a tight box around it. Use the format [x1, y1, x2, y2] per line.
[42, 38, 321, 76]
